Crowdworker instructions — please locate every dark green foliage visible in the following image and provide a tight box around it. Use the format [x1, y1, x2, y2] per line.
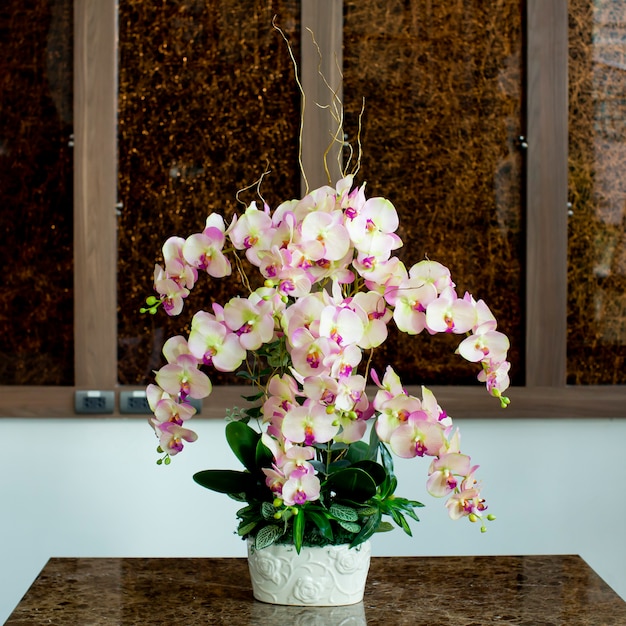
[194, 418, 424, 553]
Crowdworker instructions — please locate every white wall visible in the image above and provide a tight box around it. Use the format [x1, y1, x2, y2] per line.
[1, 416, 625, 622]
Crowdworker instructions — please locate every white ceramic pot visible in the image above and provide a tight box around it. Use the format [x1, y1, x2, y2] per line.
[247, 539, 371, 606]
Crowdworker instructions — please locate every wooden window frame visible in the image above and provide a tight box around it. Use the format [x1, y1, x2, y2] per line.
[2, 0, 624, 418]
[0, 0, 118, 417]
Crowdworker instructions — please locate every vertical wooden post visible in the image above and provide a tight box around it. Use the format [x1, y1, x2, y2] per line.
[525, 0, 568, 386]
[73, 0, 118, 388]
[300, 1, 344, 192]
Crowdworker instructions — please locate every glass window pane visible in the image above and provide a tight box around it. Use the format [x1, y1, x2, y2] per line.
[0, 0, 74, 385]
[342, 0, 524, 386]
[568, 0, 626, 383]
[117, 1, 301, 385]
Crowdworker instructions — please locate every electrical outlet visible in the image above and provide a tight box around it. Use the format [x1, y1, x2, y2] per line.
[75, 390, 115, 414]
[119, 390, 151, 414]
[119, 390, 202, 414]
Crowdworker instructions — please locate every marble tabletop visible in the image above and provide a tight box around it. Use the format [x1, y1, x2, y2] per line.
[7, 554, 626, 625]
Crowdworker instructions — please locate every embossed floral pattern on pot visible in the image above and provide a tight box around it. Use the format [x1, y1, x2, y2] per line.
[247, 539, 371, 606]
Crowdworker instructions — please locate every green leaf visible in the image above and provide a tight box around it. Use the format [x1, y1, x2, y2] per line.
[255, 524, 284, 550]
[236, 370, 257, 381]
[305, 510, 334, 542]
[390, 509, 413, 536]
[261, 501, 278, 520]
[193, 469, 257, 495]
[244, 406, 263, 420]
[324, 467, 377, 501]
[237, 521, 258, 536]
[309, 460, 326, 474]
[225, 421, 260, 472]
[329, 503, 359, 522]
[326, 459, 351, 474]
[255, 438, 274, 470]
[380, 474, 398, 500]
[345, 440, 372, 463]
[226, 492, 249, 503]
[292, 509, 305, 553]
[379, 442, 395, 477]
[368, 425, 381, 459]
[375, 521, 395, 533]
[350, 510, 382, 547]
[357, 506, 379, 517]
[236, 504, 257, 518]
[267, 351, 289, 368]
[338, 520, 361, 533]
[241, 391, 265, 402]
[351, 460, 387, 485]
[391, 497, 424, 522]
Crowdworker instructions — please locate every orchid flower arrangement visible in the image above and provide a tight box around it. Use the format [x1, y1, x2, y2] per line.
[144, 174, 510, 552]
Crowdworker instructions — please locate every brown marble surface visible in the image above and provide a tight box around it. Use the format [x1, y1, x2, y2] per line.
[7, 555, 626, 625]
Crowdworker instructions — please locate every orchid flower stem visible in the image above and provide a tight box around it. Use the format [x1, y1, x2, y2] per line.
[364, 348, 375, 382]
[235, 166, 271, 208]
[272, 17, 308, 194]
[232, 250, 253, 294]
[245, 354, 264, 395]
[325, 441, 332, 476]
[350, 97, 366, 177]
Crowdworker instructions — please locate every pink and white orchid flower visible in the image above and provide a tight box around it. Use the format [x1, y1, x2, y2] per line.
[188, 311, 246, 372]
[281, 399, 340, 445]
[146, 175, 509, 536]
[155, 353, 212, 400]
[389, 417, 446, 459]
[183, 214, 231, 278]
[425, 286, 477, 334]
[426, 453, 472, 497]
[223, 296, 275, 351]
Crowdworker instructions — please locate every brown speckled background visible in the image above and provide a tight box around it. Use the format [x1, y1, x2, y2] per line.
[568, 0, 626, 384]
[342, 0, 524, 386]
[118, 0, 525, 389]
[0, 0, 74, 385]
[117, 1, 301, 385]
[4, 1, 625, 389]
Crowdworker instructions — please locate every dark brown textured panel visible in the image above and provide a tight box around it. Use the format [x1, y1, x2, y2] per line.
[568, 0, 626, 384]
[0, 0, 74, 385]
[342, 0, 524, 386]
[121, 1, 523, 389]
[117, 1, 301, 385]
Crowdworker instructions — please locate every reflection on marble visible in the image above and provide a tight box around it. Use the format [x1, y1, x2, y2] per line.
[7, 555, 626, 625]
[250, 601, 366, 625]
